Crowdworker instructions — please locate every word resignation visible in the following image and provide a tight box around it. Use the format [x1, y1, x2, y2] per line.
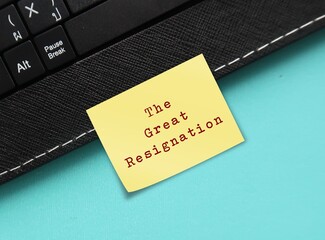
[124, 101, 223, 168]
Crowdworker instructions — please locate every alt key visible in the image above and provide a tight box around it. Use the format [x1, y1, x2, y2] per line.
[34, 26, 76, 70]
[4, 41, 45, 86]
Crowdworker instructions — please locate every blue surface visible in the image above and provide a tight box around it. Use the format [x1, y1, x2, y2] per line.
[1, 29, 325, 240]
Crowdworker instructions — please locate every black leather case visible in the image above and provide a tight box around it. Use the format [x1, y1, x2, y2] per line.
[1, 0, 324, 184]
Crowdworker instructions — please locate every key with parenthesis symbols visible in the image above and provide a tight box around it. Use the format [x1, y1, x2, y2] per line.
[0, 5, 28, 52]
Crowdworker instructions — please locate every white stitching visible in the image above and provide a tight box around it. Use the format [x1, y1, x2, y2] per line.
[214, 64, 226, 71]
[270, 36, 284, 44]
[0, 171, 8, 176]
[243, 50, 255, 58]
[10, 166, 21, 171]
[76, 133, 86, 140]
[0, 128, 96, 176]
[22, 159, 34, 166]
[228, 58, 240, 65]
[1, 14, 325, 178]
[284, 28, 299, 37]
[214, 14, 325, 72]
[48, 146, 60, 153]
[257, 43, 270, 51]
[35, 153, 46, 159]
[315, 15, 325, 21]
[62, 140, 73, 147]
[300, 21, 314, 29]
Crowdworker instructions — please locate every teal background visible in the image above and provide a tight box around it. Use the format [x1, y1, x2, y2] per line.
[1, 29, 324, 240]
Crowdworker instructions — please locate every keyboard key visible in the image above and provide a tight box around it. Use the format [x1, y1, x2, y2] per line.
[0, 5, 29, 52]
[65, 0, 192, 55]
[0, 58, 15, 96]
[0, 0, 13, 8]
[65, 0, 103, 13]
[35, 26, 76, 70]
[17, 0, 69, 34]
[4, 41, 45, 86]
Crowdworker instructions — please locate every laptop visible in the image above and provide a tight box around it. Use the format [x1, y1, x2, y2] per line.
[0, 0, 324, 184]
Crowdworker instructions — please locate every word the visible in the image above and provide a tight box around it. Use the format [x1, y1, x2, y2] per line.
[144, 101, 171, 118]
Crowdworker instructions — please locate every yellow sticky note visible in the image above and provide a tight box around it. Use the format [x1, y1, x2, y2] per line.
[87, 54, 244, 192]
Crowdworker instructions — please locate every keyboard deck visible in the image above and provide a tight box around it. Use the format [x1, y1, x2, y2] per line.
[0, 0, 193, 98]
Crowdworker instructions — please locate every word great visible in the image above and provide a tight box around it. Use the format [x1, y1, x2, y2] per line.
[144, 111, 188, 138]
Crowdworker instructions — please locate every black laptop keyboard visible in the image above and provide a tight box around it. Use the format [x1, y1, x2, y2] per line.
[0, 0, 193, 98]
